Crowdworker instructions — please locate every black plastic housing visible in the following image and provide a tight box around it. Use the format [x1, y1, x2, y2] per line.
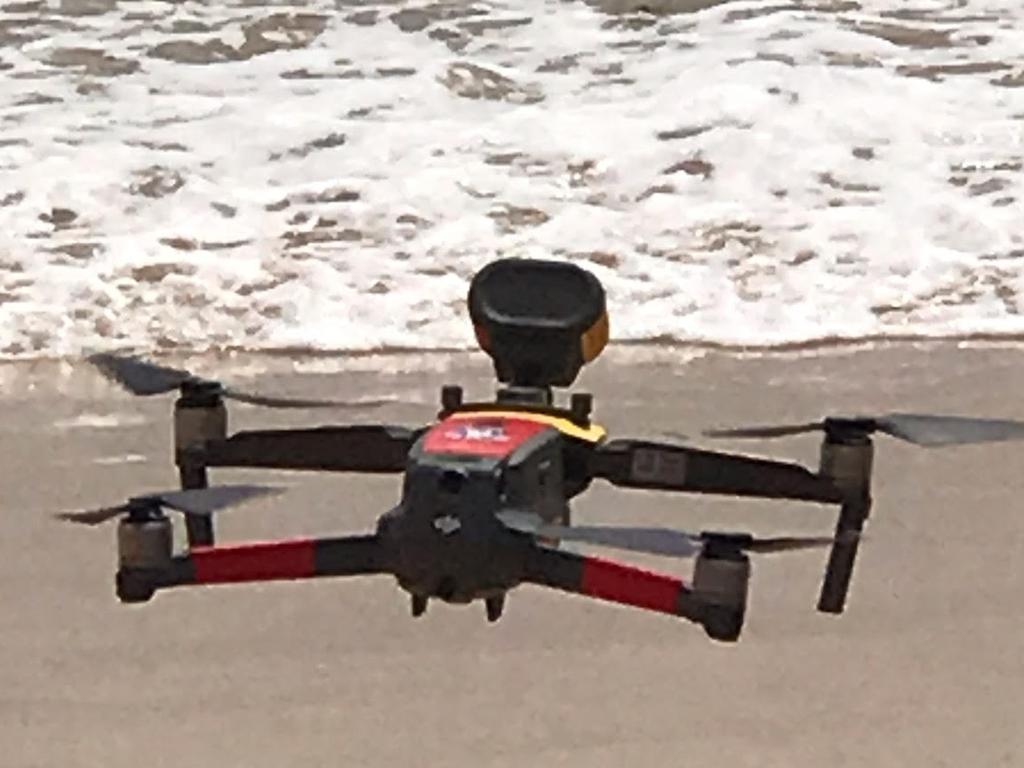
[468, 258, 607, 387]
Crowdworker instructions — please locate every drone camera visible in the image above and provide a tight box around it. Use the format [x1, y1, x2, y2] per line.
[468, 258, 608, 388]
[438, 468, 468, 495]
[502, 431, 569, 524]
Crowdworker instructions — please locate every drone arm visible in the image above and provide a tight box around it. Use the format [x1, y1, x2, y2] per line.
[125, 535, 389, 596]
[188, 426, 422, 473]
[185, 534, 387, 584]
[589, 439, 843, 504]
[522, 545, 704, 623]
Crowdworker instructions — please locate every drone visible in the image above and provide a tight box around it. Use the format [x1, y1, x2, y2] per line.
[60, 258, 1024, 642]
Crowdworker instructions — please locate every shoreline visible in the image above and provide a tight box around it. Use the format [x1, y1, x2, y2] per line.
[3, 335, 1024, 417]
[6, 332, 1024, 375]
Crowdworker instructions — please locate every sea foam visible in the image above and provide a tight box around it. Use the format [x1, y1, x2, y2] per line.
[1, 0, 1022, 358]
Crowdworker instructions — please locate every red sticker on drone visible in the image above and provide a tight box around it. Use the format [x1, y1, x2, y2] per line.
[423, 415, 548, 458]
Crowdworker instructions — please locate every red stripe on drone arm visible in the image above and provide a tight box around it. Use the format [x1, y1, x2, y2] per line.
[580, 556, 686, 614]
[190, 539, 317, 584]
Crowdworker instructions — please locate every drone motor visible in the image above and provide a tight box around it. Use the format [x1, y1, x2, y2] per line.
[116, 503, 173, 603]
[117, 505, 173, 571]
[174, 380, 229, 460]
[691, 535, 752, 642]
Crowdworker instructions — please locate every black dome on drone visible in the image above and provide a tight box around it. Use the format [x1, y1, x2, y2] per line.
[468, 258, 609, 388]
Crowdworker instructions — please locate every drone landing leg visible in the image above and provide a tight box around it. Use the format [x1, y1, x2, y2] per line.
[485, 594, 505, 622]
[817, 499, 870, 614]
[411, 595, 428, 617]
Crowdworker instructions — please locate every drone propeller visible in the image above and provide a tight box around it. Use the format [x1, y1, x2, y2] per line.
[88, 352, 395, 410]
[704, 412, 1024, 447]
[55, 484, 283, 526]
[498, 512, 840, 560]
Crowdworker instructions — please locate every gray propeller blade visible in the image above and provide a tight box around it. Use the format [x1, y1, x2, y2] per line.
[742, 535, 840, 553]
[705, 412, 1024, 446]
[88, 352, 394, 410]
[658, 430, 692, 443]
[89, 352, 193, 395]
[534, 524, 706, 558]
[497, 512, 838, 560]
[220, 388, 395, 410]
[497, 510, 547, 534]
[55, 505, 130, 526]
[703, 421, 826, 439]
[140, 484, 283, 516]
[55, 484, 283, 526]
[874, 413, 1024, 446]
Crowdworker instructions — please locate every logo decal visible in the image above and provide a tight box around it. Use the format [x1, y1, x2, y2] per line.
[423, 415, 549, 458]
[433, 514, 461, 535]
[443, 422, 509, 442]
[631, 448, 688, 484]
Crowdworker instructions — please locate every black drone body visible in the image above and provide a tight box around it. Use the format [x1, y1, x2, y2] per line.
[67, 258, 1024, 643]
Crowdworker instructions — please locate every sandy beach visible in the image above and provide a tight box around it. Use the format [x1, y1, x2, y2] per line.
[3, 341, 1024, 767]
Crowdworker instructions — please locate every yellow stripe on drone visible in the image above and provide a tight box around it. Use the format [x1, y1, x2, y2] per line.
[448, 410, 606, 443]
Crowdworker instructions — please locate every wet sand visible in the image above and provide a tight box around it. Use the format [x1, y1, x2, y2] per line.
[3, 341, 1024, 767]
